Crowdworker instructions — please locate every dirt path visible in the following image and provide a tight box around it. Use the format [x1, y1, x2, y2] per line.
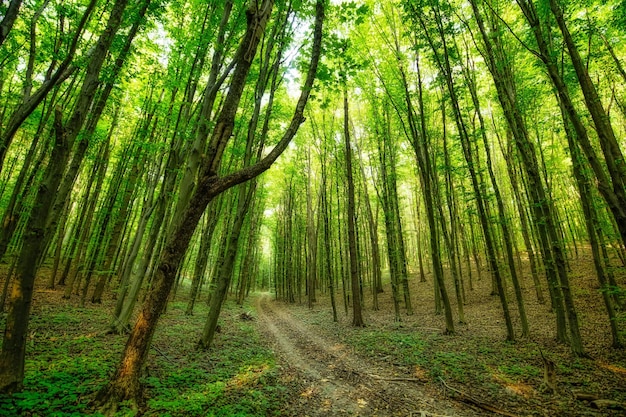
[254, 294, 478, 416]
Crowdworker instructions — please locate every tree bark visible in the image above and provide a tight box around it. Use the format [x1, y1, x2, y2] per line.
[0, 0, 133, 392]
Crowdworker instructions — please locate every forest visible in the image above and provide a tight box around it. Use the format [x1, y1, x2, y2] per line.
[0, 0, 625, 415]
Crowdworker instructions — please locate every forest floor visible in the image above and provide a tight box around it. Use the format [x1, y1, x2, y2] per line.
[0, 249, 625, 416]
[262, 249, 626, 416]
[254, 293, 472, 416]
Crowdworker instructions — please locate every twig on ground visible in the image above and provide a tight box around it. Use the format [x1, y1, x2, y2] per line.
[438, 377, 519, 417]
[409, 412, 454, 417]
[369, 374, 425, 383]
[152, 344, 175, 363]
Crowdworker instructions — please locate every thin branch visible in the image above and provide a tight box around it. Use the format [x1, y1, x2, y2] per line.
[482, 0, 541, 59]
[438, 377, 519, 417]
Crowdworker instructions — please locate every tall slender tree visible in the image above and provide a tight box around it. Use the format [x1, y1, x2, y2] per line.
[95, 1, 326, 409]
[0, 0, 139, 392]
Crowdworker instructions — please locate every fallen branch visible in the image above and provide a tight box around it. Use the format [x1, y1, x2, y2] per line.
[239, 311, 255, 321]
[590, 399, 626, 410]
[573, 391, 599, 401]
[151, 344, 175, 363]
[413, 327, 444, 332]
[369, 374, 425, 383]
[409, 412, 455, 417]
[439, 377, 519, 417]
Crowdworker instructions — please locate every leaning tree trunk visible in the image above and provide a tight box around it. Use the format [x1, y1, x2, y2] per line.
[0, 0, 22, 48]
[0, 0, 132, 392]
[0, 109, 69, 393]
[94, 1, 325, 411]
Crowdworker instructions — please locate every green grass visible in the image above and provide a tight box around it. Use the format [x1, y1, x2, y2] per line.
[346, 329, 483, 382]
[497, 364, 541, 378]
[0, 299, 287, 417]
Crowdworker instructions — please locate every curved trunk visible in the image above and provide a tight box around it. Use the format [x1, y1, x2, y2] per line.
[95, 0, 324, 409]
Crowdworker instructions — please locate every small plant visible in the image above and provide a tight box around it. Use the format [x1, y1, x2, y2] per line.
[498, 364, 541, 378]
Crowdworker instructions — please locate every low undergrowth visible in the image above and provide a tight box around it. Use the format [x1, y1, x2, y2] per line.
[0, 291, 287, 417]
[288, 270, 626, 416]
[346, 328, 544, 386]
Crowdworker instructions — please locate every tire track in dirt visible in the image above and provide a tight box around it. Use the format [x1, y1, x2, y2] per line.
[254, 293, 476, 416]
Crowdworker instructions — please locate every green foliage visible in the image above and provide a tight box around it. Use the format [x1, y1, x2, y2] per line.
[346, 329, 550, 384]
[347, 329, 479, 381]
[143, 311, 285, 417]
[349, 330, 425, 364]
[336, 2, 369, 25]
[0, 357, 110, 416]
[498, 364, 541, 378]
[0, 299, 286, 417]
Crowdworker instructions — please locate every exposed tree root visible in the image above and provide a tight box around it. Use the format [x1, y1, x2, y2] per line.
[92, 379, 142, 416]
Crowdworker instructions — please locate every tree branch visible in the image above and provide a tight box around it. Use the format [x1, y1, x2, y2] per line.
[211, 0, 326, 196]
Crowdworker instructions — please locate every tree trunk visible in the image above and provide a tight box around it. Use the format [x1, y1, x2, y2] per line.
[462, 52, 529, 336]
[416, 5, 511, 336]
[95, 0, 325, 409]
[343, 87, 364, 327]
[91, 143, 144, 303]
[185, 200, 221, 314]
[472, 0, 585, 354]
[560, 98, 623, 348]
[550, 0, 626, 206]
[0, 0, 22, 48]
[0, 0, 133, 391]
[199, 183, 255, 349]
[322, 163, 338, 322]
[0, 108, 69, 393]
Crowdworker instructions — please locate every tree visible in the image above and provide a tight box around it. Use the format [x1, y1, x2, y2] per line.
[0, 0, 22, 48]
[343, 84, 364, 327]
[94, 0, 326, 410]
[371, 3, 456, 333]
[468, 0, 585, 354]
[0, 0, 98, 173]
[0, 0, 139, 392]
